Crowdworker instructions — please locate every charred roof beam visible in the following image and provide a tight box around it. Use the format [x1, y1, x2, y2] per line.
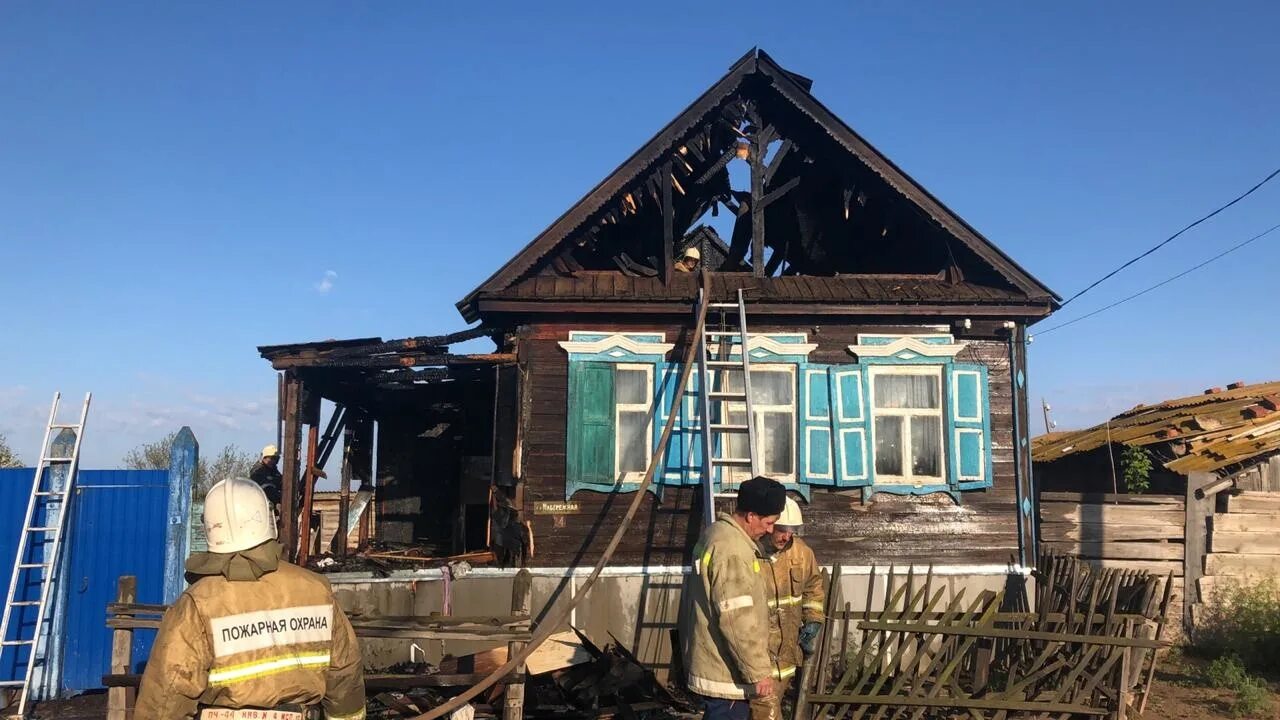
[275, 352, 513, 371]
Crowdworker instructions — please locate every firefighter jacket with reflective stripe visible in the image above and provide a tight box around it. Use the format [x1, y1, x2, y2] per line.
[135, 561, 365, 720]
[679, 513, 772, 699]
[760, 536, 825, 681]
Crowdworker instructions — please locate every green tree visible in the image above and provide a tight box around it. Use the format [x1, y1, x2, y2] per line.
[1120, 445, 1153, 494]
[202, 444, 257, 495]
[0, 432, 23, 468]
[121, 431, 178, 472]
[123, 432, 256, 498]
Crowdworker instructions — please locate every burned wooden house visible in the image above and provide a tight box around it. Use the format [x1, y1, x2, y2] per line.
[259, 50, 1059, 587]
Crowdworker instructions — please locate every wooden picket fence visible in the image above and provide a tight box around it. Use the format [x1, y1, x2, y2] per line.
[797, 554, 1173, 720]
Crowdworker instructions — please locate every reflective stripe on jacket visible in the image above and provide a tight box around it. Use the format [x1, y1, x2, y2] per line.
[135, 562, 365, 720]
[761, 536, 824, 680]
[680, 513, 772, 699]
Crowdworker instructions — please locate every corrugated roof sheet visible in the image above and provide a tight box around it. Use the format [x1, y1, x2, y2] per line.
[1032, 380, 1280, 474]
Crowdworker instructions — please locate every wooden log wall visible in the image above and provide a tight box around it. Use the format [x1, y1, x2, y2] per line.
[1037, 491, 1186, 636]
[1194, 491, 1280, 624]
[517, 320, 1022, 569]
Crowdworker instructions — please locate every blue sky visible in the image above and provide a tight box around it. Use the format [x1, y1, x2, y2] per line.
[1, 2, 1277, 468]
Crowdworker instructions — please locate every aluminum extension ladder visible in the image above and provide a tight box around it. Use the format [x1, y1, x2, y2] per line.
[0, 392, 91, 718]
[695, 289, 762, 525]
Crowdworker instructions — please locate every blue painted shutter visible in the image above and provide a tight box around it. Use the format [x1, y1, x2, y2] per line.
[829, 366, 872, 487]
[683, 371, 704, 486]
[949, 363, 992, 490]
[656, 363, 702, 486]
[567, 361, 616, 496]
[799, 364, 835, 486]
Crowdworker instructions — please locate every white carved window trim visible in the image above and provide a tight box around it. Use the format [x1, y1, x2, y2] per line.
[867, 364, 945, 486]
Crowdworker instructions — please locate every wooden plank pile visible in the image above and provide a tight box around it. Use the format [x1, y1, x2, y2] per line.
[1194, 491, 1280, 624]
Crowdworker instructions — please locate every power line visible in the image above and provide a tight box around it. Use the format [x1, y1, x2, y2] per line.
[1060, 166, 1280, 307]
[1034, 221, 1280, 338]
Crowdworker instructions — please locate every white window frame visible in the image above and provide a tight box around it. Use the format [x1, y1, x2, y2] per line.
[867, 365, 945, 486]
[721, 363, 798, 486]
[614, 363, 654, 482]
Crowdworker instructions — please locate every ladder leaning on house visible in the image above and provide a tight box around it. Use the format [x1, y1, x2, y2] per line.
[0, 392, 91, 718]
[695, 288, 762, 525]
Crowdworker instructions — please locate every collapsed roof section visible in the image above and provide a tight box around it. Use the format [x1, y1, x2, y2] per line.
[1033, 381, 1280, 475]
[257, 327, 509, 413]
[458, 49, 1059, 322]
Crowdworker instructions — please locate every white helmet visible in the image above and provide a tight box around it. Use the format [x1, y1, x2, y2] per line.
[682, 246, 701, 261]
[204, 478, 277, 554]
[776, 497, 803, 532]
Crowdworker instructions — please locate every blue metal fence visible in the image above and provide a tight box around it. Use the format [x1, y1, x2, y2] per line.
[61, 470, 170, 691]
[0, 468, 172, 696]
[0, 469, 36, 684]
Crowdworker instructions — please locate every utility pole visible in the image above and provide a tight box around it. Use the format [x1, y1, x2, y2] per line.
[1041, 398, 1056, 434]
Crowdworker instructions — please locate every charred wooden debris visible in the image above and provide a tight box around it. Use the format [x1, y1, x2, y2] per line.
[365, 631, 697, 720]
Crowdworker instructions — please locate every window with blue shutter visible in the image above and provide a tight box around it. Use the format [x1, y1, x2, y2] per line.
[846, 334, 996, 499]
[566, 361, 616, 496]
[655, 363, 702, 487]
[798, 364, 835, 486]
[561, 333, 672, 498]
[829, 367, 872, 487]
[949, 363, 992, 490]
[562, 332, 994, 500]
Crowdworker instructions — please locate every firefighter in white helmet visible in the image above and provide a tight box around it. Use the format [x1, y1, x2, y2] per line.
[675, 245, 701, 272]
[749, 497, 825, 720]
[135, 479, 365, 720]
[249, 444, 284, 506]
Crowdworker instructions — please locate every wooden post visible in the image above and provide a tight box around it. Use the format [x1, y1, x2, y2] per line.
[276, 372, 285, 450]
[107, 576, 137, 720]
[661, 161, 674, 285]
[336, 423, 353, 560]
[750, 132, 766, 277]
[1114, 644, 1133, 720]
[347, 413, 374, 552]
[298, 422, 320, 566]
[1009, 325, 1037, 570]
[358, 415, 374, 549]
[504, 569, 533, 720]
[1184, 471, 1213, 631]
[280, 372, 303, 560]
[163, 428, 198, 604]
[357, 490, 372, 548]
